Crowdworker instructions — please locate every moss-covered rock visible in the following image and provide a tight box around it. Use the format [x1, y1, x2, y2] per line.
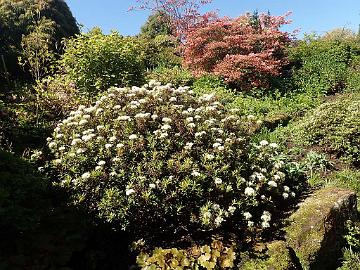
[240, 241, 297, 270]
[285, 187, 357, 270]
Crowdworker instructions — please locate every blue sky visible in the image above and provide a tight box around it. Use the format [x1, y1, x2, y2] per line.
[66, 0, 360, 38]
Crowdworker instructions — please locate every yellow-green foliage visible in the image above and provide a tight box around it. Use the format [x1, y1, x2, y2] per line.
[290, 92, 360, 165]
[61, 29, 147, 97]
[136, 239, 236, 270]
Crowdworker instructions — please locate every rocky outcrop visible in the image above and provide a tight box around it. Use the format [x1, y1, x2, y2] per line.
[285, 187, 357, 270]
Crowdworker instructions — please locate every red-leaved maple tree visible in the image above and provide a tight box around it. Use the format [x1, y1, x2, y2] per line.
[130, 0, 216, 41]
[183, 12, 293, 90]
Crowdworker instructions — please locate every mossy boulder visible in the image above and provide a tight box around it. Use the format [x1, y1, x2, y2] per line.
[285, 187, 357, 270]
[240, 241, 297, 270]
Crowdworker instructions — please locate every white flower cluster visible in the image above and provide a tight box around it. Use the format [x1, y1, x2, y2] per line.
[47, 81, 297, 233]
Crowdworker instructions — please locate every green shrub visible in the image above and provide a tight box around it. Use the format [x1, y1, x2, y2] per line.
[289, 36, 360, 94]
[47, 81, 300, 243]
[34, 75, 81, 118]
[61, 30, 147, 97]
[290, 92, 360, 166]
[146, 66, 194, 87]
[142, 34, 181, 70]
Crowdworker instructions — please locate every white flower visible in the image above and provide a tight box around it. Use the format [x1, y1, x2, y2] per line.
[151, 114, 158, 120]
[95, 166, 102, 171]
[149, 183, 156, 189]
[76, 148, 86, 154]
[284, 185, 290, 192]
[259, 140, 269, 146]
[195, 131, 206, 138]
[126, 188, 136, 196]
[112, 157, 120, 162]
[191, 170, 201, 177]
[116, 143, 124, 149]
[98, 160, 106, 166]
[105, 143, 113, 149]
[162, 117, 172, 123]
[261, 221, 270, 228]
[247, 221, 254, 227]
[161, 124, 171, 130]
[273, 174, 281, 181]
[205, 153, 215, 160]
[59, 146, 66, 151]
[291, 192, 296, 197]
[82, 172, 91, 179]
[213, 143, 221, 148]
[169, 97, 177, 102]
[109, 136, 117, 142]
[184, 142, 194, 150]
[135, 113, 150, 119]
[282, 192, 289, 199]
[243, 212, 252, 220]
[187, 123, 196, 128]
[49, 142, 57, 149]
[119, 115, 131, 121]
[186, 117, 194, 122]
[56, 134, 64, 139]
[244, 187, 256, 196]
[214, 178, 222, 184]
[228, 206, 236, 214]
[217, 146, 225, 151]
[214, 216, 224, 227]
[261, 211, 271, 222]
[129, 134, 138, 140]
[268, 180, 278, 188]
[159, 132, 168, 138]
[269, 143, 278, 148]
[79, 119, 88, 125]
[83, 114, 91, 119]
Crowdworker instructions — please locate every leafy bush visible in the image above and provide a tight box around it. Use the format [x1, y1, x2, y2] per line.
[289, 34, 360, 94]
[183, 12, 292, 90]
[290, 92, 360, 166]
[142, 34, 181, 70]
[146, 65, 194, 86]
[61, 30, 147, 97]
[34, 74, 81, 118]
[47, 81, 300, 244]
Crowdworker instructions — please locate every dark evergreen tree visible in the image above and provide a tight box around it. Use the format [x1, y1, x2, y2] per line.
[0, 0, 79, 83]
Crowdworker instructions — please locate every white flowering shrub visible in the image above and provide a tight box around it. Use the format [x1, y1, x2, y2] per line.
[47, 81, 298, 238]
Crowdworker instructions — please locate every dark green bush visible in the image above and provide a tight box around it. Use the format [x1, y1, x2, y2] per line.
[289, 34, 360, 94]
[142, 34, 181, 70]
[0, 0, 79, 83]
[61, 30, 147, 97]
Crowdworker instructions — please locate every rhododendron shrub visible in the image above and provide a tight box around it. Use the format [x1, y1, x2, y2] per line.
[183, 13, 292, 90]
[48, 81, 299, 240]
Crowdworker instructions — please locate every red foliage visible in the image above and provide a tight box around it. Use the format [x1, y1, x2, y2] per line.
[183, 13, 293, 90]
[130, 0, 217, 41]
